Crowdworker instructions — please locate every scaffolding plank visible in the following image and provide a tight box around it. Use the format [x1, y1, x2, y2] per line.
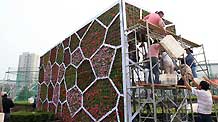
[137, 20, 201, 48]
[129, 83, 186, 89]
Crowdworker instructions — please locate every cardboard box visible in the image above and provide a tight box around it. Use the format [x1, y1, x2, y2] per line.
[160, 35, 185, 59]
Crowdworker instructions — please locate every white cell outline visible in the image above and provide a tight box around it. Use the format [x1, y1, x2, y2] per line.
[83, 106, 96, 121]
[96, 19, 107, 29]
[76, 20, 94, 41]
[98, 107, 117, 122]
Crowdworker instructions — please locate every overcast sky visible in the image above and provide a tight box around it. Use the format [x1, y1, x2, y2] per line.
[0, 0, 218, 79]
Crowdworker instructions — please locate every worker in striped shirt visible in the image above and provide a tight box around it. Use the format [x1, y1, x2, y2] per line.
[185, 80, 213, 122]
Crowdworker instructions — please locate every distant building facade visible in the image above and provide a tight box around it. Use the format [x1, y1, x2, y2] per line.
[16, 52, 39, 100]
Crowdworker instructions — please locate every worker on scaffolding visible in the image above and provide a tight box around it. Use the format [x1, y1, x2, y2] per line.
[146, 39, 161, 84]
[160, 51, 175, 74]
[185, 79, 213, 122]
[185, 48, 197, 78]
[143, 11, 165, 29]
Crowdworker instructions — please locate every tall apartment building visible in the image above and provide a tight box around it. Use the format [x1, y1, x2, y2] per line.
[16, 52, 40, 100]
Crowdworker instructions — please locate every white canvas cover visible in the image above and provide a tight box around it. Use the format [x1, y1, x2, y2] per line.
[160, 35, 185, 59]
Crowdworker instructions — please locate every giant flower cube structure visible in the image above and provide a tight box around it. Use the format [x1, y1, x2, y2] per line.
[37, 2, 176, 122]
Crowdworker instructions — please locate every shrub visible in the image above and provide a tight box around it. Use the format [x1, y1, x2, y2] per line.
[10, 111, 55, 122]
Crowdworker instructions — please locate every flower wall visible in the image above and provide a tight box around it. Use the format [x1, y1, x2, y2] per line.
[38, 2, 124, 122]
[38, 2, 176, 121]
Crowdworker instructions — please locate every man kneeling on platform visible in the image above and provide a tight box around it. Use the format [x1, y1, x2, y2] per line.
[177, 64, 193, 85]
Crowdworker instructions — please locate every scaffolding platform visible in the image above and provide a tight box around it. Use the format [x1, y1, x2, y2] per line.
[130, 83, 186, 90]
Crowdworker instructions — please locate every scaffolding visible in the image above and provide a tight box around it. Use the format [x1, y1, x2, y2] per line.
[1, 67, 39, 101]
[122, 19, 213, 122]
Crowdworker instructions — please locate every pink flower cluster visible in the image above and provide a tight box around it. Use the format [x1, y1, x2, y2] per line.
[91, 46, 115, 77]
[71, 48, 83, 66]
[57, 64, 65, 83]
[67, 87, 82, 115]
[52, 84, 60, 105]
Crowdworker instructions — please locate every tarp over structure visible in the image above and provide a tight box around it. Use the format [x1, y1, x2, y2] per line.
[37, 1, 200, 122]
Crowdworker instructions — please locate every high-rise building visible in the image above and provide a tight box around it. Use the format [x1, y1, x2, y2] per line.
[16, 52, 40, 100]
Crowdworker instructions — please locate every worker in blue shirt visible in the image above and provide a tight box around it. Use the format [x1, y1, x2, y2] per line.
[185, 48, 197, 78]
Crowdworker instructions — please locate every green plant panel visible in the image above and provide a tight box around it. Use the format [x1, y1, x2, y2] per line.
[52, 83, 60, 106]
[48, 103, 56, 113]
[65, 65, 76, 90]
[56, 44, 64, 65]
[105, 15, 121, 46]
[81, 21, 106, 58]
[98, 4, 119, 27]
[69, 34, 80, 53]
[76, 22, 91, 39]
[125, 3, 140, 28]
[118, 97, 124, 122]
[71, 48, 83, 66]
[50, 46, 57, 65]
[77, 60, 95, 91]
[51, 63, 59, 85]
[91, 46, 115, 77]
[67, 87, 82, 115]
[83, 78, 118, 120]
[58, 64, 65, 83]
[64, 48, 71, 67]
[48, 83, 54, 101]
[72, 109, 93, 122]
[63, 37, 70, 48]
[62, 102, 73, 122]
[38, 66, 44, 84]
[101, 111, 118, 122]
[110, 48, 123, 94]
[142, 9, 149, 18]
[43, 51, 50, 66]
[40, 83, 47, 102]
[60, 80, 66, 103]
[10, 112, 55, 122]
